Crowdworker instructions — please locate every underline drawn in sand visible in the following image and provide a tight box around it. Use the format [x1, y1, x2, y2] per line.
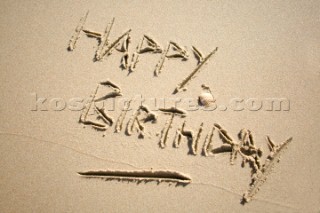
[67, 12, 293, 204]
[78, 169, 191, 185]
[67, 11, 217, 92]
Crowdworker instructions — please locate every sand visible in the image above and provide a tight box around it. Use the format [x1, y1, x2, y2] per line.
[0, 0, 319, 212]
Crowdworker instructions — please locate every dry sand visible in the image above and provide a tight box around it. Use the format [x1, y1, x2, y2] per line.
[0, 0, 319, 212]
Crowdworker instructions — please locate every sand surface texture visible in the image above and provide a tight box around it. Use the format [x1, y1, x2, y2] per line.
[0, 1, 319, 212]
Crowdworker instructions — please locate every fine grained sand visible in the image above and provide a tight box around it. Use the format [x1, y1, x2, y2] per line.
[0, 0, 319, 212]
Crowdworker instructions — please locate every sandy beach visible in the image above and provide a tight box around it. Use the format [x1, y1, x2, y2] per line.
[0, 0, 319, 212]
